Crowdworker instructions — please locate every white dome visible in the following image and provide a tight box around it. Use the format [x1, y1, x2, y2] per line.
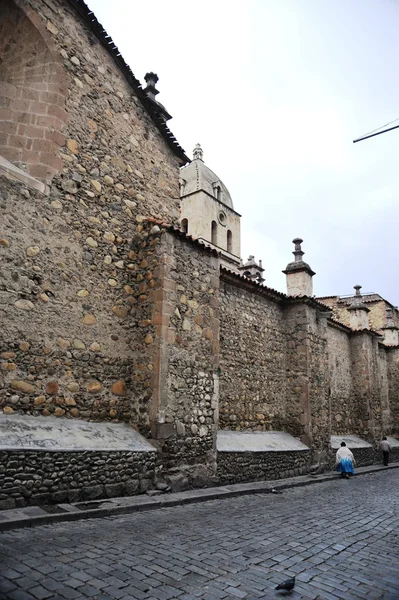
[180, 144, 234, 210]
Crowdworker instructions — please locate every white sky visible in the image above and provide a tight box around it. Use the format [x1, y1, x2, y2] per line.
[87, 0, 399, 302]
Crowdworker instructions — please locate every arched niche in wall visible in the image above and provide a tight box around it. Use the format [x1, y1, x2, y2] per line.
[181, 218, 188, 234]
[0, 0, 67, 183]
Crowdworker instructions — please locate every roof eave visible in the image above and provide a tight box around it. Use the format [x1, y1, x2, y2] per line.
[67, 0, 189, 164]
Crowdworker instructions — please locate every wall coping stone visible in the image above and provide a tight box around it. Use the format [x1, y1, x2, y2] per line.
[0, 156, 47, 194]
[0, 414, 156, 452]
[330, 434, 373, 449]
[217, 430, 310, 452]
[220, 268, 286, 303]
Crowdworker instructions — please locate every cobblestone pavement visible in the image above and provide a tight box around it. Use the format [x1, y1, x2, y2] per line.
[0, 470, 398, 600]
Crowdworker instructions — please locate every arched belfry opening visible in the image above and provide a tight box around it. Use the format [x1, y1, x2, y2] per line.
[0, 0, 67, 183]
[227, 230, 232, 253]
[181, 218, 188, 234]
[211, 220, 217, 246]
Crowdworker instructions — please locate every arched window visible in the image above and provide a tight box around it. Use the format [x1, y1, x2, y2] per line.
[227, 229, 232, 253]
[181, 218, 188, 234]
[211, 220, 217, 245]
[0, 0, 67, 183]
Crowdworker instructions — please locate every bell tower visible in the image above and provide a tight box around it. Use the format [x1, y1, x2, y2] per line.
[179, 144, 241, 271]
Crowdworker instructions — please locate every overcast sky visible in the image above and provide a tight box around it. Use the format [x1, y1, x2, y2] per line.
[87, 0, 399, 302]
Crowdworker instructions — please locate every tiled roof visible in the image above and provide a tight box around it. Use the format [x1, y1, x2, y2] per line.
[68, 0, 189, 164]
[220, 266, 287, 299]
[318, 293, 398, 309]
[327, 317, 352, 332]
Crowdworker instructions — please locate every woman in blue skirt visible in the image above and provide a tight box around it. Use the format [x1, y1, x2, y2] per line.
[336, 442, 355, 478]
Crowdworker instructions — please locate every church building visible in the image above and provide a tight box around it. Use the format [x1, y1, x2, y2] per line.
[0, 0, 398, 509]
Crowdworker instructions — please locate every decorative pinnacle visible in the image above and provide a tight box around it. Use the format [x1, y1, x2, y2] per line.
[144, 72, 159, 87]
[193, 143, 204, 161]
[292, 237, 304, 262]
[143, 72, 160, 99]
[348, 284, 369, 313]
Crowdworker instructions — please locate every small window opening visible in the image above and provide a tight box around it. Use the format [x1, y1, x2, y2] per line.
[227, 229, 232, 253]
[211, 220, 217, 245]
[181, 218, 188, 234]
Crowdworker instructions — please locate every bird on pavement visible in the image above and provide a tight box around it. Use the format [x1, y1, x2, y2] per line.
[275, 576, 295, 592]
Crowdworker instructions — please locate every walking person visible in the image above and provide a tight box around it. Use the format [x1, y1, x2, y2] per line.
[379, 436, 391, 466]
[336, 441, 355, 479]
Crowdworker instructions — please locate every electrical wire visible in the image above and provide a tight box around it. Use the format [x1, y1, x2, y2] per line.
[358, 116, 399, 139]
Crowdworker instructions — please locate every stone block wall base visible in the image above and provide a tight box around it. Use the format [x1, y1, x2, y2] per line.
[351, 447, 375, 467]
[390, 448, 399, 463]
[0, 450, 156, 509]
[216, 450, 312, 485]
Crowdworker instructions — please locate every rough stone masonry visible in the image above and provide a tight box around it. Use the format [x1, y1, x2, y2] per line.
[0, 0, 399, 508]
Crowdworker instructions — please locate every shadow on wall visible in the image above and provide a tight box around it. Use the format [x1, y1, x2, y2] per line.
[0, 0, 67, 183]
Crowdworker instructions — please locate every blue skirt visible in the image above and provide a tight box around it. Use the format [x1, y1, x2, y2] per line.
[337, 457, 354, 474]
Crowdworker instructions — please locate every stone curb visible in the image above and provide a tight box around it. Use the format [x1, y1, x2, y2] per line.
[0, 463, 397, 532]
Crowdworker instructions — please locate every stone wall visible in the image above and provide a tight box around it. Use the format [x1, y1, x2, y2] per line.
[0, 449, 156, 509]
[219, 276, 287, 432]
[387, 349, 399, 436]
[217, 450, 311, 485]
[0, 179, 162, 431]
[0, 0, 184, 430]
[327, 322, 353, 435]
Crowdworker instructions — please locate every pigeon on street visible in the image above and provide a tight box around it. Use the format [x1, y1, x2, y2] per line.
[275, 576, 295, 591]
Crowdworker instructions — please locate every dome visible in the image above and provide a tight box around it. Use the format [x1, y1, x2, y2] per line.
[180, 144, 234, 209]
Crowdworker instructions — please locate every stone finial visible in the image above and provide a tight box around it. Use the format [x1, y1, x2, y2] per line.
[293, 238, 304, 262]
[193, 143, 204, 161]
[238, 255, 265, 284]
[348, 284, 369, 330]
[144, 72, 159, 90]
[143, 72, 172, 122]
[283, 238, 315, 296]
[143, 73, 160, 102]
[382, 306, 399, 346]
[354, 285, 362, 297]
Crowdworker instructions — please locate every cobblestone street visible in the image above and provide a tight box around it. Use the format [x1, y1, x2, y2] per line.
[0, 470, 398, 600]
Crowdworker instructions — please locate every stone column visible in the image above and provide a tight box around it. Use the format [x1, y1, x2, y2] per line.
[387, 348, 399, 436]
[150, 232, 220, 490]
[348, 285, 370, 330]
[284, 300, 330, 460]
[381, 308, 399, 346]
[283, 238, 315, 297]
[349, 331, 382, 443]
